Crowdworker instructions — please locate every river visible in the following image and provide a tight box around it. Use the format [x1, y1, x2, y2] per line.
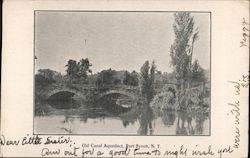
[34, 98, 209, 135]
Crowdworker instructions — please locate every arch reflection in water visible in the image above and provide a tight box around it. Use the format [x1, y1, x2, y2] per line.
[35, 93, 209, 135]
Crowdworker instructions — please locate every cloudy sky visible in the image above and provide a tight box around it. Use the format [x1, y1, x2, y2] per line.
[35, 11, 210, 74]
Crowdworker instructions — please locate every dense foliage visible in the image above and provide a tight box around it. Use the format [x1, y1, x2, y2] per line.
[123, 71, 139, 86]
[65, 58, 92, 80]
[150, 85, 177, 115]
[139, 61, 156, 104]
[170, 12, 201, 89]
[35, 69, 58, 88]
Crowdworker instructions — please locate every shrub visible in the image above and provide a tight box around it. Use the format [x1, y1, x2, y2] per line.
[150, 90, 177, 116]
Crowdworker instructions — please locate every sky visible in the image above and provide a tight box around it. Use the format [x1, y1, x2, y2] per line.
[35, 12, 210, 74]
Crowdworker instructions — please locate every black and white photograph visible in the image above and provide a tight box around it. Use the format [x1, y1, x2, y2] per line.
[34, 11, 211, 135]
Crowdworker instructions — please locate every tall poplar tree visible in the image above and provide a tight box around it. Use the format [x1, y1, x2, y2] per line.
[140, 60, 156, 104]
[170, 12, 199, 89]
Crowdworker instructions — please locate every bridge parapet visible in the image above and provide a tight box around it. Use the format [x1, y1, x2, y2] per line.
[37, 83, 140, 101]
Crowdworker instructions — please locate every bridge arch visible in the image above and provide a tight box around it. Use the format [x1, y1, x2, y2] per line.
[45, 87, 85, 100]
[96, 90, 138, 101]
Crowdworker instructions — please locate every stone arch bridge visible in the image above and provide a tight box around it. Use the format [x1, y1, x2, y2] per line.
[38, 83, 140, 101]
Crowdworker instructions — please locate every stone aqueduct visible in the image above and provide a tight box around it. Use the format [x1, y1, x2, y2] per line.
[41, 83, 141, 101]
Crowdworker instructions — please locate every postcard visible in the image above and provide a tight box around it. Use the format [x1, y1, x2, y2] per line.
[1, 0, 249, 157]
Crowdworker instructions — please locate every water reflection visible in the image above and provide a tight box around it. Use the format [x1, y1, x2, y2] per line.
[35, 96, 209, 135]
[194, 107, 208, 135]
[161, 110, 176, 126]
[49, 99, 81, 109]
[120, 107, 140, 127]
[137, 106, 154, 135]
[176, 110, 194, 135]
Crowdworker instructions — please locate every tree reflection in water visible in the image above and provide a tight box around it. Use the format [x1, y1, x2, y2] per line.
[41, 90, 208, 135]
[176, 106, 208, 135]
[194, 106, 207, 134]
[161, 110, 176, 126]
[120, 107, 140, 128]
[137, 105, 154, 135]
[176, 110, 194, 135]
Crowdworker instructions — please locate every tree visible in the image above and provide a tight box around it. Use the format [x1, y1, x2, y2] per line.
[123, 71, 139, 86]
[38, 69, 54, 79]
[96, 68, 115, 86]
[149, 61, 156, 94]
[191, 60, 206, 86]
[52, 72, 64, 83]
[65, 59, 78, 78]
[130, 71, 139, 86]
[123, 71, 131, 85]
[140, 61, 156, 104]
[140, 61, 150, 99]
[189, 29, 199, 70]
[35, 69, 57, 87]
[170, 12, 199, 89]
[77, 58, 92, 79]
[65, 58, 92, 80]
